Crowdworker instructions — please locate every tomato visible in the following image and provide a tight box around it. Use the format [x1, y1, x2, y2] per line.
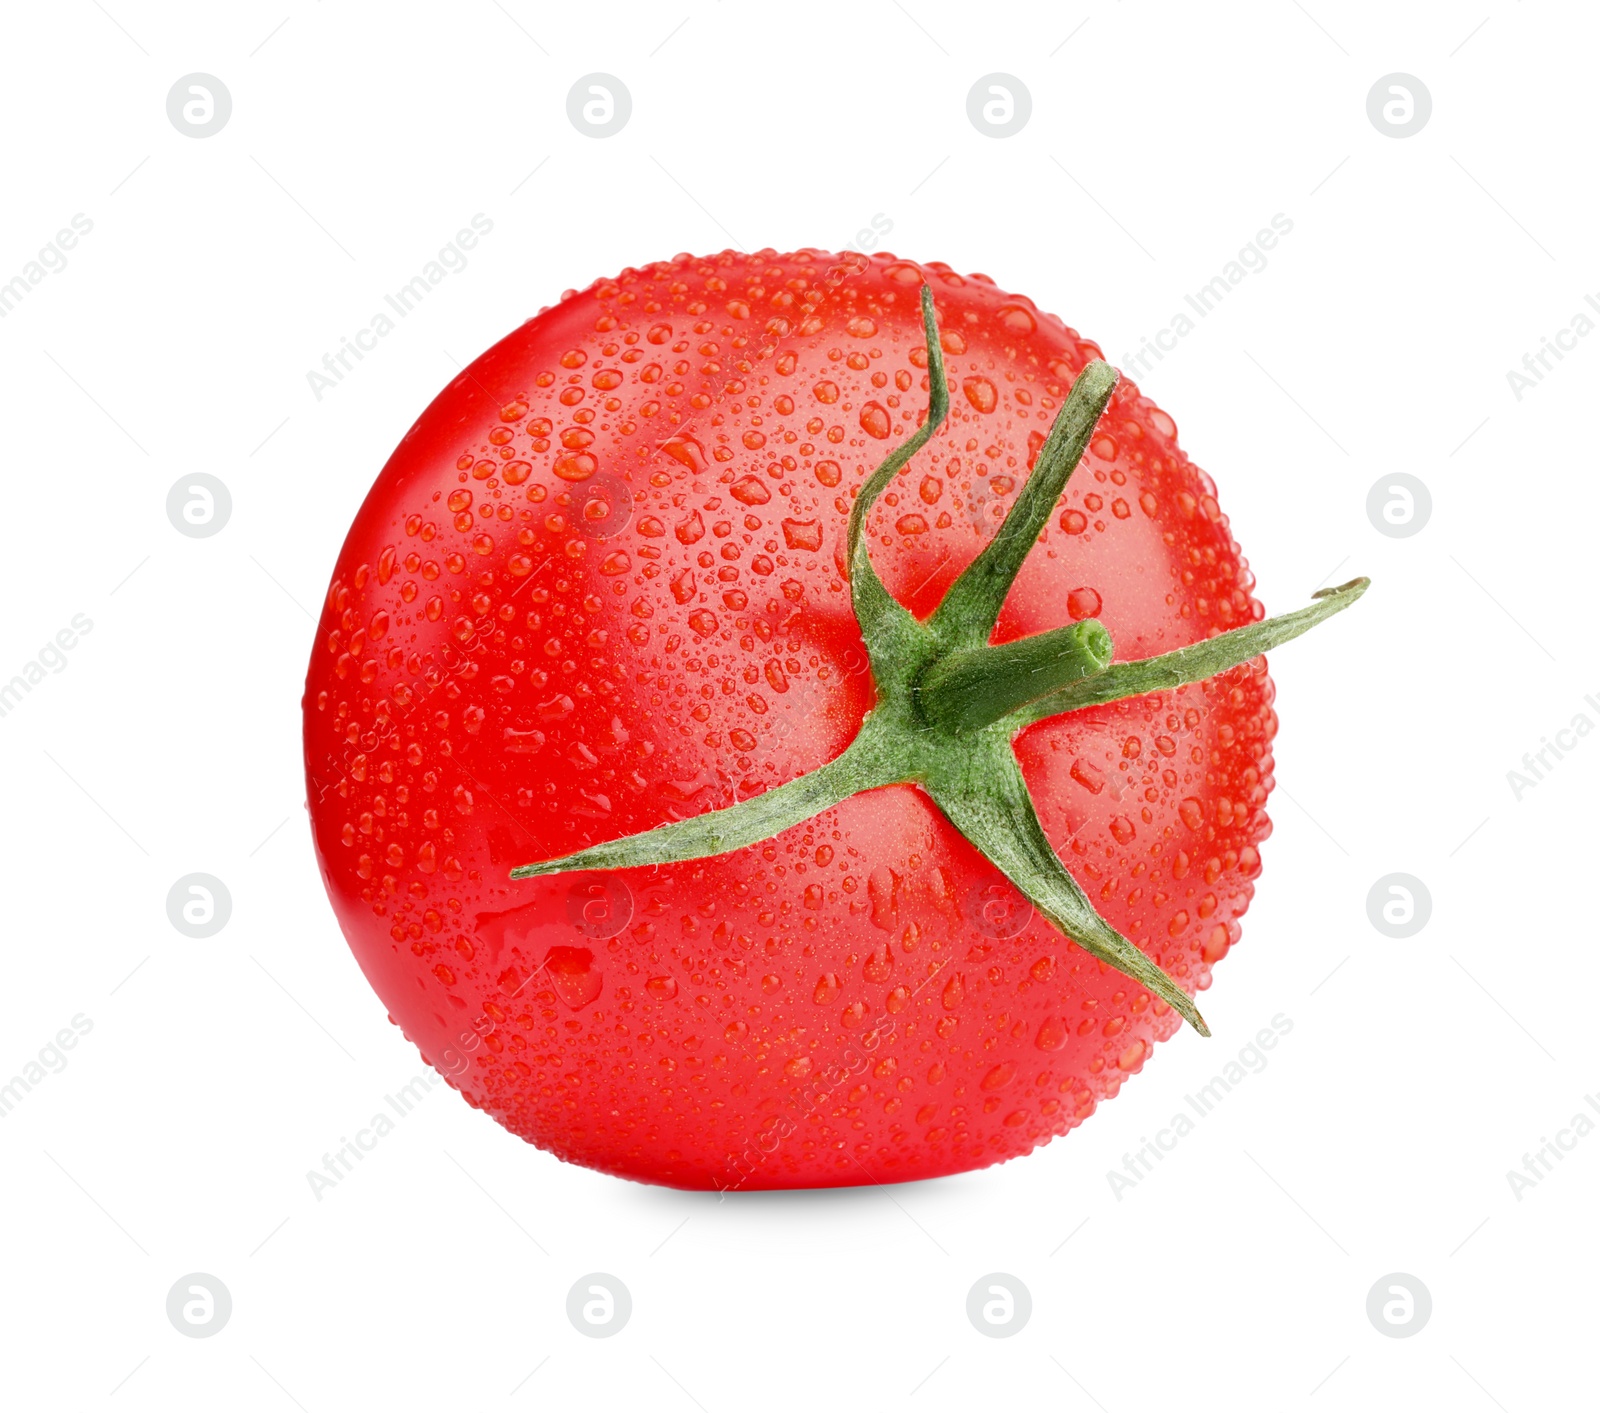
[303, 250, 1363, 1189]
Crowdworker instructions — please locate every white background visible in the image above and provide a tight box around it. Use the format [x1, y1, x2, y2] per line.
[2, 2, 1595, 1408]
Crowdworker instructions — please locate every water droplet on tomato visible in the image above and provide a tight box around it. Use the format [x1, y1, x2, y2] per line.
[981, 1061, 1016, 1090]
[997, 304, 1036, 335]
[859, 402, 891, 439]
[781, 518, 821, 551]
[554, 453, 597, 481]
[543, 946, 602, 1010]
[660, 434, 707, 472]
[962, 377, 997, 413]
[1035, 1017, 1069, 1051]
[1067, 587, 1102, 620]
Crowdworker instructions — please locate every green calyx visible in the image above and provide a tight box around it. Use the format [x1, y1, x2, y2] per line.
[512, 285, 1370, 1038]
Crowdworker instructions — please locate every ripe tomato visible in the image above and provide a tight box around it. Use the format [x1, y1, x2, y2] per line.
[304, 250, 1342, 1189]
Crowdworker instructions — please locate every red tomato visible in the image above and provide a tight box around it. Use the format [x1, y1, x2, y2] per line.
[304, 250, 1287, 1189]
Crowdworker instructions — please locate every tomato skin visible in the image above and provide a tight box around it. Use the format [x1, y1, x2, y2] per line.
[303, 250, 1274, 1189]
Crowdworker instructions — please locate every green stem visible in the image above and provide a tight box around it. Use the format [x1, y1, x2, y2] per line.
[1010, 577, 1370, 729]
[928, 740, 1209, 1035]
[509, 726, 903, 879]
[845, 284, 949, 671]
[916, 618, 1113, 731]
[928, 358, 1118, 651]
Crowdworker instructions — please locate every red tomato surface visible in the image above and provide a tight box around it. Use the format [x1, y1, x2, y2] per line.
[303, 249, 1275, 1189]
